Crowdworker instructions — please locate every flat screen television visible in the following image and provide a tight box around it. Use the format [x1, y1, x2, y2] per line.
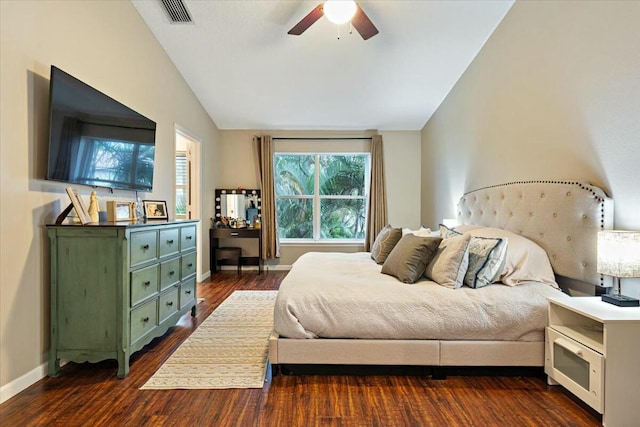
[46, 66, 156, 192]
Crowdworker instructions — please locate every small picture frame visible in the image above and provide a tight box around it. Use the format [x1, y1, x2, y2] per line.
[143, 200, 168, 220]
[65, 187, 91, 224]
[106, 201, 136, 222]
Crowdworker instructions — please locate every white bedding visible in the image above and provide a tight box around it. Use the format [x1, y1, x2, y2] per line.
[274, 252, 565, 341]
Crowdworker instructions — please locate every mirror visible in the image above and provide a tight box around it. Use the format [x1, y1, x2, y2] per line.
[214, 189, 261, 228]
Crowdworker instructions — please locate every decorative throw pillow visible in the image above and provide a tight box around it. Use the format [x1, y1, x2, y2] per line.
[370, 225, 402, 264]
[424, 233, 471, 289]
[402, 227, 432, 237]
[465, 227, 557, 287]
[440, 225, 508, 288]
[381, 234, 442, 284]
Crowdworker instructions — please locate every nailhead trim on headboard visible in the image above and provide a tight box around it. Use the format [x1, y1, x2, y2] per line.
[457, 180, 614, 288]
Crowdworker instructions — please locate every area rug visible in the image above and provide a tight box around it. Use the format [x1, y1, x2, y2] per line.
[140, 290, 278, 389]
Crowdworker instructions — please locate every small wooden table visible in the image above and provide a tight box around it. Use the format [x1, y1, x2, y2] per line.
[210, 227, 262, 274]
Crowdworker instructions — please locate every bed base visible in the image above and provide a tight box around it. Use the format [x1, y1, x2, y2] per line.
[269, 333, 543, 368]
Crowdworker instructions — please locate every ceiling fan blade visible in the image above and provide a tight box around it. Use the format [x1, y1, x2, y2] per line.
[288, 3, 324, 36]
[351, 4, 378, 40]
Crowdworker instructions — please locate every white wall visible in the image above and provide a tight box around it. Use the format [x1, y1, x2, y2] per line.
[0, 0, 220, 400]
[218, 130, 422, 266]
[421, 1, 640, 297]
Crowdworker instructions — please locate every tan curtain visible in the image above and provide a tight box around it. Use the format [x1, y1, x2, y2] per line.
[255, 135, 280, 259]
[364, 135, 387, 251]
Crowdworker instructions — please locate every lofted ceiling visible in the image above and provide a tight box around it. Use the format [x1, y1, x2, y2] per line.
[132, 0, 514, 131]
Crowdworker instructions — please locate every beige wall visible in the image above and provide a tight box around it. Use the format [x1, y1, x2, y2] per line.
[0, 0, 220, 398]
[421, 1, 640, 296]
[218, 130, 422, 266]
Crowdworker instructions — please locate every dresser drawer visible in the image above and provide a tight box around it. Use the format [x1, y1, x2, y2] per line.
[181, 252, 197, 279]
[130, 264, 159, 306]
[180, 277, 196, 309]
[160, 257, 180, 291]
[130, 299, 158, 344]
[158, 288, 179, 323]
[180, 225, 197, 251]
[159, 228, 180, 258]
[130, 230, 158, 267]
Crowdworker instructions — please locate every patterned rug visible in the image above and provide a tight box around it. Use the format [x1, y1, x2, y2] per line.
[140, 290, 278, 389]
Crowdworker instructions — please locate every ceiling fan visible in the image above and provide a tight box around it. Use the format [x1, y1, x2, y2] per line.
[288, 1, 379, 40]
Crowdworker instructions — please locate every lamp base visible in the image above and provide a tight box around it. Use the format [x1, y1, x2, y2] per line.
[602, 293, 640, 307]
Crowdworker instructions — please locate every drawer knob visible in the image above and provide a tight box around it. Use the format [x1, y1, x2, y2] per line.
[167, 239, 174, 244]
[142, 317, 150, 323]
[169, 271, 175, 276]
[185, 290, 192, 295]
[142, 244, 150, 250]
[187, 263, 193, 268]
[143, 280, 151, 286]
[166, 301, 174, 307]
[186, 236, 193, 240]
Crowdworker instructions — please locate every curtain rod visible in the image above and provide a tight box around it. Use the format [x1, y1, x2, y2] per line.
[273, 137, 372, 141]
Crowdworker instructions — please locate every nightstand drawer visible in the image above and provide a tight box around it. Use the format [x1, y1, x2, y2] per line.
[131, 299, 158, 343]
[160, 258, 180, 291]
[130, 230, 158, 266]
[159, 228, 180, 258]
[130, 264, 159, 306]
[159, 288, 179, 323]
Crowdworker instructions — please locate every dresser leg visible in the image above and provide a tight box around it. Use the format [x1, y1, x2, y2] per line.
[48, 356, 61, 377]
[117, 352, 130, 378]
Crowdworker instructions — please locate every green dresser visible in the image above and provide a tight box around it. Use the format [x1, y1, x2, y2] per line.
[47, 220, 199, 378]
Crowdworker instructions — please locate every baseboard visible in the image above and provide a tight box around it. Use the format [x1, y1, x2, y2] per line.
[218, 265, 292, 271]
[0, 362, 47, 404]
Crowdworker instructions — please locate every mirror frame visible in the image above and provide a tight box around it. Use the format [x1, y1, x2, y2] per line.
[214, 188, 261, 227]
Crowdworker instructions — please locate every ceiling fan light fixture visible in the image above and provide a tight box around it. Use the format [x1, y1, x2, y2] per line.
[323, 0, 357, 25]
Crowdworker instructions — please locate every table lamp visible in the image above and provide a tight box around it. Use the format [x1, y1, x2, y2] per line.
[597, 231, 640, 307]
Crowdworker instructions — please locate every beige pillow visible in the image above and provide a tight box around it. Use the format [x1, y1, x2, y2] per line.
[402, 227, 432, 237]
[370, 225, 402, 264]
[425, 233, 471, 289]
[381, 234, 442, 283]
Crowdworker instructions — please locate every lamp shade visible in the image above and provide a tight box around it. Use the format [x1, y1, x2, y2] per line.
[597, 231, 640, 278]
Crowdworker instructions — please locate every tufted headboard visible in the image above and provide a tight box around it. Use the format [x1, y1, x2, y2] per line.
[457, 181, 614, 288]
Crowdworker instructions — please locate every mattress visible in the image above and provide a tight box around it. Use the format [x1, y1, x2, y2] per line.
[274, 252, 564, 341]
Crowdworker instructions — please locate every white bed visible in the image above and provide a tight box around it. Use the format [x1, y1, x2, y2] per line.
[269, 181, 613, 368]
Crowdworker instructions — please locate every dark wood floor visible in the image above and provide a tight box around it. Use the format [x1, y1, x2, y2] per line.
[1, 271, 601, 426]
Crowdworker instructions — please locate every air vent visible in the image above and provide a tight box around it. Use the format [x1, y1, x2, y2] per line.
[159, 0, 193, 24]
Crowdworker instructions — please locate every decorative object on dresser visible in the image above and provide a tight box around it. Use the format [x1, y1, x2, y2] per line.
[106, 200, 136, 222]
[545, 295, 640, 427]
[597, 230, 640, 306]
[47, 220, 199, 378]
[56, 187, 91, 225]
[143, 200, 168, 220]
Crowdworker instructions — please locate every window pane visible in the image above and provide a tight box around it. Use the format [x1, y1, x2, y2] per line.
[277, 198, 313, 239]
[176, 188, 187, 217]
[319, 154, 366, 196]
[320, 198, 366, 239]
[275, 155, 315, 195]
[175, 153, 187, 185]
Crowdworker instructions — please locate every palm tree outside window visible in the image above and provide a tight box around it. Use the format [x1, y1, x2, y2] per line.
[274, 153, 370, 241]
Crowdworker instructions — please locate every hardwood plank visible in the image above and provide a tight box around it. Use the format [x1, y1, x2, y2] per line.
[0, 271, 601, 426]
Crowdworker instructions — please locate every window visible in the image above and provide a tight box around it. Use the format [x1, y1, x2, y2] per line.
[275, 153, 370, 241]
[175, 151, 187, 219]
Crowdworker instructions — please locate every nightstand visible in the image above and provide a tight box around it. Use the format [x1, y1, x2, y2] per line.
[545, 296, 640, 426]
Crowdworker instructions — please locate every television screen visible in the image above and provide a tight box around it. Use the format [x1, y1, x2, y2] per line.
[47, 66, 156, 191]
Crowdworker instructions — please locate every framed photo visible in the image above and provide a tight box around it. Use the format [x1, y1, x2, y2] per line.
[143, 200, 168, 220]
[65, 187, 91, 224]
[106, 200, 136, 222]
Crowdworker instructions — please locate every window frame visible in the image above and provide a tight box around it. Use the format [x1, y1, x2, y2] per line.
[275, 151, 371, 243]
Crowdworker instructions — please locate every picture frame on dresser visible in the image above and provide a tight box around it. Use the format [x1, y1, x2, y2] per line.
[107, 200, 136, 222]
[143, 200, 168, 220]
[65, 187, 91, 224]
